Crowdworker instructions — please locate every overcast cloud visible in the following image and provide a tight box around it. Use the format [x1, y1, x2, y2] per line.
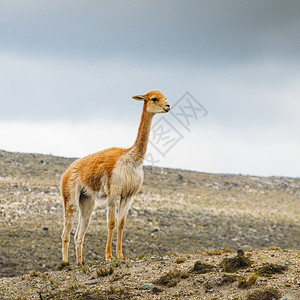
[0, 0, 299, 176]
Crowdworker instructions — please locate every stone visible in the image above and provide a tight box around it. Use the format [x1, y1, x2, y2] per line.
[152, 226, 160, 232]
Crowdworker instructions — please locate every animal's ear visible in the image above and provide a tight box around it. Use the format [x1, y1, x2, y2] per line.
[132, 94, 146, 101]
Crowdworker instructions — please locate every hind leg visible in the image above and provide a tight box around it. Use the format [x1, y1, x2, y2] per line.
[106, 197, 116, 260]
[61, 173, 80, 263]
[74, 194, 95, 264]
[61, 196, 77, 263]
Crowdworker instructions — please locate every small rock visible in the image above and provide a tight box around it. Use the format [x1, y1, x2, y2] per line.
[152, 226, 160, 232]
[130, 209, 138, 217]
[178, 174, 184, 180]
[237, 249, 244, 257]
[140, 283, 161, 293]
[140, 283, 155, 290]
[89, 280, 100, 285]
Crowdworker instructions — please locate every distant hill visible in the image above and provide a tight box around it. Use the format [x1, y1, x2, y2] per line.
[0, 149, 299, 279]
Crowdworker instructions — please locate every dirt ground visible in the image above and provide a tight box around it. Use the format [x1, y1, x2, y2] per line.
[0, 150, 299, 299]
[1, 249, 300, 299]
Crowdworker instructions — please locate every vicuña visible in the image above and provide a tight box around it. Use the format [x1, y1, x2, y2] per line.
[61, 90, 170, 263]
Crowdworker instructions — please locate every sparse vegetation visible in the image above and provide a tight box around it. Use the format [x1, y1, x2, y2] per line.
[238, 274, 258, 288]
[109, 272, 129, 282]
[57, 261, 70, 271]
[175, 257, 187, 264]
[28, 269, 39, 277]
[191, 261, 215, 273]
[206, 249, 222, 255]
[217, 274, 238, 286]
[220, 249, 252, 273]
[255, 263, 288, 277]
[96, 265, 114, 277]
[66, 279, 85, 292]
[0, 150, 300, 299]
[246, 287, 282, 300]
[0, 249, 299, 299]
[154, 269, 189, 287]
[107, 284, 125, 295]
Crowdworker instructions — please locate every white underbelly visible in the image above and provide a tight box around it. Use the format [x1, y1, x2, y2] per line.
[110, 162, 144, 199]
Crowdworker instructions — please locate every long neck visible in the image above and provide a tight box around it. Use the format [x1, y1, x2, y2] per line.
[131, 102, 154, 163]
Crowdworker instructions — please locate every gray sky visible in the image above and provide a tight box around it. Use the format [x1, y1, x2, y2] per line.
[0, 0, 299, 176]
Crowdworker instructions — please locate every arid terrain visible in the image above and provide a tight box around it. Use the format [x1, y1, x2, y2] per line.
[0, 149, 299, 299]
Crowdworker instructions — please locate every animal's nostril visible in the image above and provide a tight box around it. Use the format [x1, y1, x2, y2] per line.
[166, 104, 170, 107]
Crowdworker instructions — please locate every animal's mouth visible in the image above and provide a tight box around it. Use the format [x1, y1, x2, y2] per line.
[164, 107, 170, 112]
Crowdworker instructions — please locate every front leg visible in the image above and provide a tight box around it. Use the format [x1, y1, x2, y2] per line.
[106, 199, 116, 260]
[117, 197, 132, 259]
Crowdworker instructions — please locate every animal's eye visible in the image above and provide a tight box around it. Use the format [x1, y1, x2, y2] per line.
[152, 98, 158, 102]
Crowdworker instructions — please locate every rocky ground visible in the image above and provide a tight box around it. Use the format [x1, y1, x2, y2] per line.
[0, 149, 299, 299]
[0, 248, 300, 299]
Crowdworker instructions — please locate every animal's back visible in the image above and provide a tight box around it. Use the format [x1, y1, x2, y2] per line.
[62, 147, 130, 194]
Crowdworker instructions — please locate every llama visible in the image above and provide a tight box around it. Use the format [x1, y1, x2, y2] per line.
[61, 90, 170, 263]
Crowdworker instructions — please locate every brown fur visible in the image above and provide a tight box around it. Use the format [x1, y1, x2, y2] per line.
[61, 90, 170, 263]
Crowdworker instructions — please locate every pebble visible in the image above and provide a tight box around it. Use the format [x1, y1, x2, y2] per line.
[88, 280, 100, 285]
[140, 283, 155, 290]
[131, 210, 138, 217]
[178, 174, 184, 180]
[152, 226, 160, 232]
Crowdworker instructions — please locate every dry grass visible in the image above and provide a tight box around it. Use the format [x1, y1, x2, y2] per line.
[238, 274, 258, 288]
[220, 249, 252, 273]
[246, 287, 282, 300]
[255, 263, 288, 277]
[191, 260, 215, 274]
[153, 268, 189, 287]
[96, 265, 114, 277]
[175, 257, 187, 264]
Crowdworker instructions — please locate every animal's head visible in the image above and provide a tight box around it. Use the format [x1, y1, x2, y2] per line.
[132, 90, 170, 114]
